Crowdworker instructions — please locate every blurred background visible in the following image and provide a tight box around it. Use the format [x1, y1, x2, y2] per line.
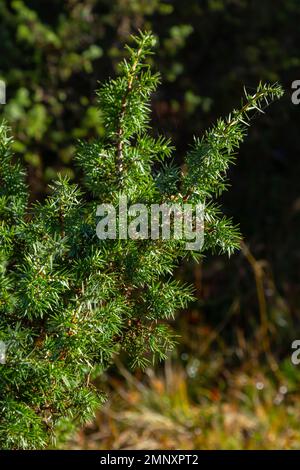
[1, 0, 300, 449]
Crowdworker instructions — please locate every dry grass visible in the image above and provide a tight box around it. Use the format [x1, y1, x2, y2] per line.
[68, 355, 300, 450]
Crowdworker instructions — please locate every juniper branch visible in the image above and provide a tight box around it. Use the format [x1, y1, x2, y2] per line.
[0, 31, 283, 450]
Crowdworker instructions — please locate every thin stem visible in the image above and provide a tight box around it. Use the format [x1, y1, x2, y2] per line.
[116, 45, 143, 179]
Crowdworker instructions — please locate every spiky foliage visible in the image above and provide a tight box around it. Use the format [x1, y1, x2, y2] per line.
[0, 31, 283, 449]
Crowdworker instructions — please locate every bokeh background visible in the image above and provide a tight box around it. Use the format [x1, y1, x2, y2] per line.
[1, 0, 300, 449]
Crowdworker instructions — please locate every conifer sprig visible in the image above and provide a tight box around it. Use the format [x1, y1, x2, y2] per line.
[0, 32, 283, 449]
[182, 82, 283, 202]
